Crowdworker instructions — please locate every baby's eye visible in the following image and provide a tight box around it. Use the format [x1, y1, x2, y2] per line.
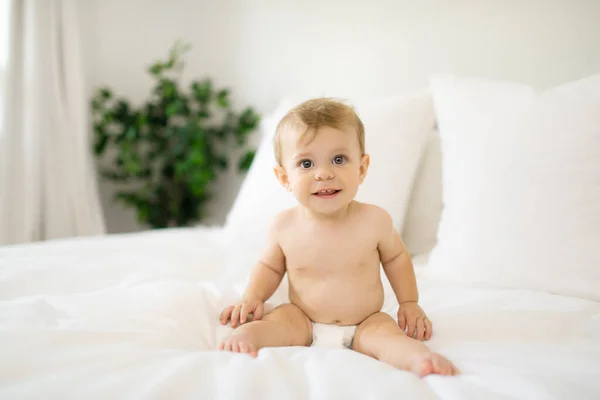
[332, 155, 346, 165]
[299, 159, 313, 169]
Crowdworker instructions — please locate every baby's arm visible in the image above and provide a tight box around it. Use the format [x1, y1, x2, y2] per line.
[220, 212, 287, 327]
[377, 211, 418, 304]
[376, 209, 432, 340]
[244, 220, 286, 303]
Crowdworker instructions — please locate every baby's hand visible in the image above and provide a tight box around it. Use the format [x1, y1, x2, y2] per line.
[219, 295, 264, 328]
[398, 301, 432, 341]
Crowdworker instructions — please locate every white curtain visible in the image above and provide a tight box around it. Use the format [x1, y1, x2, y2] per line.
[0, 0, 105, 245]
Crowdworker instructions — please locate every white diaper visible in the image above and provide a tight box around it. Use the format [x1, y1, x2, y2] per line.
[311, 322, 357, 349]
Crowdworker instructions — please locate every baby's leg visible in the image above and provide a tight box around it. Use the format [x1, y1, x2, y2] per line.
[352, 312, 458, 377]
[219, 303, 312, 357]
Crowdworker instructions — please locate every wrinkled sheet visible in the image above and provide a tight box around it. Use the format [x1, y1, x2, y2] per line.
[1, 227, 599, 399]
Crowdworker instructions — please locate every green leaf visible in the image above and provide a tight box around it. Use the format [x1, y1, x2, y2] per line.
[118, 145, 142, 175]
[156, 79, 177, 100]
[103, 111, 115, 124]
[197, 107, 210, 119]
[114, 100, 130, 120]
[187, 121, 204, 140]
[94, 132, 109, 156]
[165, 57, 175, 69]
[137, 114, 148, 128]
[188, 149, 206, 166]
[191, 79, 212, 104]
[166, 102, 179, 117]
[100, 88, 112, 100]
[217, 154, 228, 170]
[145, 103, 168, 128]
[233, 108, 260, 145]
[238, 150, 256, 171]
[137, 205, 150, 224]
[166, 99, 187, 117]
[191, 183, 205, 197]
[216, 89, 230, 108]
[239, 108, 260, 130]
[148, 62, 164, 76]
[91, 97, 103, 112]
[114, 192, 155, 226]
[174, 161, 189, 178]
[125, 126, 137, 141]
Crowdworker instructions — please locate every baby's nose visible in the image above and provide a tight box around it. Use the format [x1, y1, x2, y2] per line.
[314, 166, 334, 180]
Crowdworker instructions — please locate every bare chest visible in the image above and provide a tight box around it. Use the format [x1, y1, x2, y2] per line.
[280, 225, 379, 274]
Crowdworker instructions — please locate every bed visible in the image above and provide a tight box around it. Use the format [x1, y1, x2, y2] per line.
[1, 74, 599, 399]
[1, 228, 599, 399]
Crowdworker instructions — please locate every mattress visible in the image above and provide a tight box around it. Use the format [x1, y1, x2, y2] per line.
[0, 227, 599, 399]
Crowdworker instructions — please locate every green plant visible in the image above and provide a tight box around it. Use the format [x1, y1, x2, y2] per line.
[91, 41, 260, 229]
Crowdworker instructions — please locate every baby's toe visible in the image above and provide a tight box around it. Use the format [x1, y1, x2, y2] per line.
[237, 339, 258, 357]
[246, 343, 258, 358]
[227, 341, 236, 352]
[451, 363, 460, 375]
[432, 354, 456, 376]
[417, 358, 434, 377]
[218, 335, 259, 357]
[431, 356, 447, 375]
[220, 339, 230, 351]
[239, 341, 249, 353]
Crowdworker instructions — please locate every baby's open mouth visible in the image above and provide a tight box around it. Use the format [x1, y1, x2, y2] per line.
[312, 189, 341, 197]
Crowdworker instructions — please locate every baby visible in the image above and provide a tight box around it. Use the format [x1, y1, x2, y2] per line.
[218, 98, 458, 377]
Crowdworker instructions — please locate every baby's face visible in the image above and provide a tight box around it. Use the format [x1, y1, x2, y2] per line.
[275, 126, 369, 215]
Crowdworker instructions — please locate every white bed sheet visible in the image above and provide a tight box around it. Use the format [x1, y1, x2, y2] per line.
[0, 227, 599, 399]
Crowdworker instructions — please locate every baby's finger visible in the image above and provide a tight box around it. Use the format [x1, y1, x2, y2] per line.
[397, 310, 406, 331]
[424, 318, 433, 341]
[231, 305, 242, 328]
[240, 303, 249, 324]
[406, 320, 416, 339]
[416, 318, 425, 341]
[254, 302, 264, 321]
[219, 306, 234, 325]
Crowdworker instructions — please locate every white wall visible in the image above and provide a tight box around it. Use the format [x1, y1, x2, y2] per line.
[79, 0, 600, 234]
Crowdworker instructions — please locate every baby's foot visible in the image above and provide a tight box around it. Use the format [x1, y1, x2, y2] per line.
[218, 334, 259, 358]
[408, 351, 459, 377]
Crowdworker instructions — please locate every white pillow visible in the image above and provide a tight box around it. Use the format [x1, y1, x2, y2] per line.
[423, 73, 600, 301]
[402, 128, 443, 257]
[223, 98, 299, 239]
[222, 92, 435, 276]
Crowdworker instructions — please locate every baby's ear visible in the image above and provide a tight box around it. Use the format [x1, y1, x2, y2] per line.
[359, 154, 370, 183]
[273, 165, 291, 191]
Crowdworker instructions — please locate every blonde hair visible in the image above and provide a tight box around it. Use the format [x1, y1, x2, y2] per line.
[273, 97, 365, 165]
